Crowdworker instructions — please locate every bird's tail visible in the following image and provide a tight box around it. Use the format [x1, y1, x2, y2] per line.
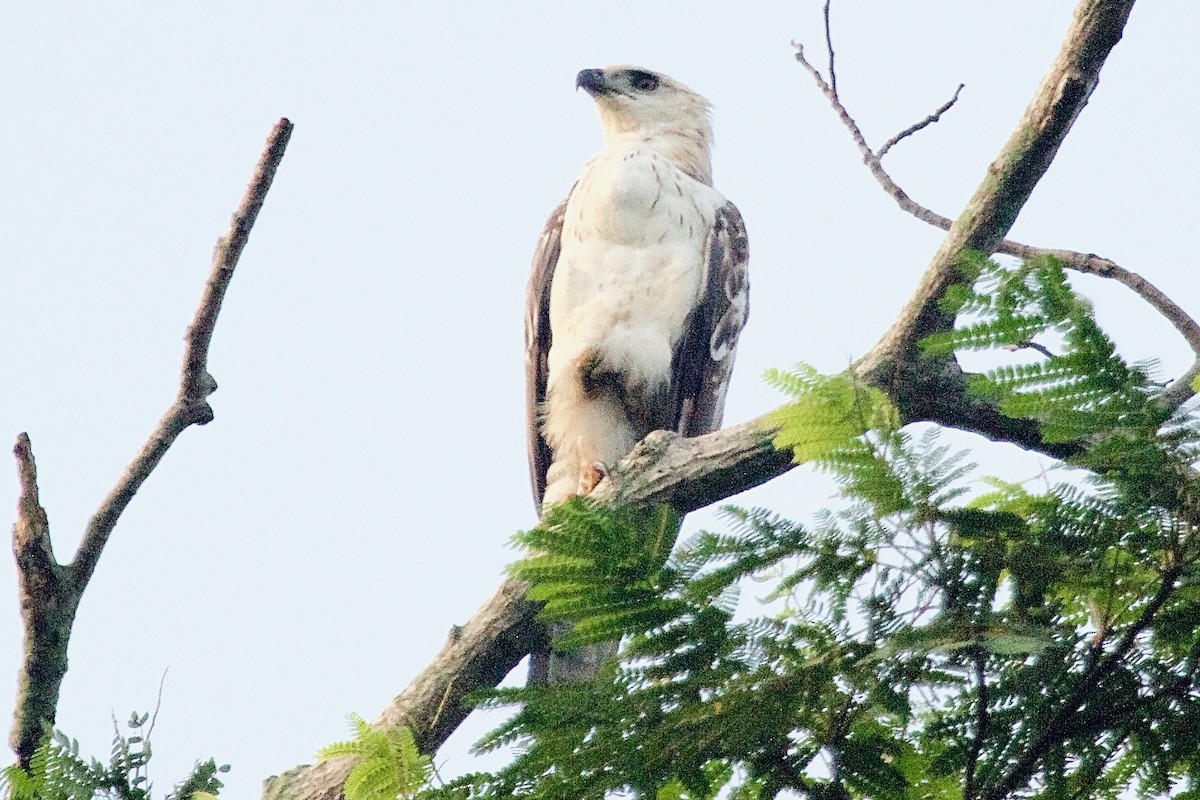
[527, 620, 619, 686]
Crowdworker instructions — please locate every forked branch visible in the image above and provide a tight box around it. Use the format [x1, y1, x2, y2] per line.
[72, 118, 294, 590]
[792, 13, 1200, 411]
[9, 119, 293, 766]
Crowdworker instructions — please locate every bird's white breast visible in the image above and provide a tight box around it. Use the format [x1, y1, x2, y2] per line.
[548, 145, 725, 393]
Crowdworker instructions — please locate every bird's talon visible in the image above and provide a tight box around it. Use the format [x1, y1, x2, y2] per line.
[578, 461, 608, 495]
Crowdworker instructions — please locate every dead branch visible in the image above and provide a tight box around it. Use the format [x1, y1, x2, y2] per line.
[72, 118, 294, 590]
[11, 435, 74, 767]
[849, 0, 1139, 406]
[793, 14, 1200, 411]
[822, 0, 838, 100]
[877, 84, 964, 159]
[261, 5, 1137, 795]
[8, 119, 293, 767]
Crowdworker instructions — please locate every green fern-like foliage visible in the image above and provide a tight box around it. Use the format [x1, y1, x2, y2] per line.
[511, 500, 683, 651]
[317, 715, 432, 800]
[766, 366, 912, 522]
[2, 713, 228, 800]
[431, 252, 1200, 800]
[165, 760, 228, 800]
[462, 434, 1199, 798]
[924, 252, 1167, 443]
[1, 733, 100, 800]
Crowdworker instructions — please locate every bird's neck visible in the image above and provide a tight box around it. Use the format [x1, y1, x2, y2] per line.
[607, 128, 713, 186]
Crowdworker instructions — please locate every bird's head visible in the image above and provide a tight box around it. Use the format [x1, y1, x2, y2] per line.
[576, 66, 713, 175]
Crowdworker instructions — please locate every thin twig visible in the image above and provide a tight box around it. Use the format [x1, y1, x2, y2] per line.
[792, 39, 958, 224]
[791, 41, 875, 163]
[792, 29, 1200, 412]
[997, 242, 1200, 364]
[878, 83, 964, 158]
[70, 118, 294, 592]
[1005, 341, 1058, 360]
[145, 667, 169, 743]
[823, 0, 837, 100]
[182, 119, 294, 403]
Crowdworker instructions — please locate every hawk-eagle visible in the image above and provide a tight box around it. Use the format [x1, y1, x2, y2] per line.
[524, 65, 750, 683]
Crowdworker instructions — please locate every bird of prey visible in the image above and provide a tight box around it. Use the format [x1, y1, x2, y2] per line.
[523, 66, 750, 684]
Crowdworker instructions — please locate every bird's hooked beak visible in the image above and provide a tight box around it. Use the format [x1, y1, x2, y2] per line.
[576, 68, 608, 97]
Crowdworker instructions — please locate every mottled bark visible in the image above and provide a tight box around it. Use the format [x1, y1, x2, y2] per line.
[10, 435, 78, 766]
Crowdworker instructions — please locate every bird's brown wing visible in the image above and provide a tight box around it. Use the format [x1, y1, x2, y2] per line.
[668, 201, 750, 437]
[525, 197, 569, 512]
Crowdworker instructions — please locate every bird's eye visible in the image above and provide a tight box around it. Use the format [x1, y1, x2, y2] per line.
[627, 70, 660, 92]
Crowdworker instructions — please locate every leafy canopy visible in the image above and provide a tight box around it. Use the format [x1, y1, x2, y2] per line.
[293, 252, 1198, 800]
[417, 254, 1200, 800]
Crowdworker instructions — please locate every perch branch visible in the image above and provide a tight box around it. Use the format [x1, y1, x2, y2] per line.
[8, 119, 293, 767]
[262, 2, 1137, 797]
[261, 424, 794, 800]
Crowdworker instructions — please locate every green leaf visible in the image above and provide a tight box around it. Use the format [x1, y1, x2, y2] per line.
[984, 628, 1052, 655]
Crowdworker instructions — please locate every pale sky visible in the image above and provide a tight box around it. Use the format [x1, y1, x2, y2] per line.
[2, 2, 1197, 797]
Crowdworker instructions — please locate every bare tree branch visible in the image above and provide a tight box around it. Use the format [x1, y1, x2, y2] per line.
[12, 436, 52, 577]
[854, 0, 1139, 409]
[10, 435, 76, 767]
[793, 11, 1200, 411]
[8, 119, 293, 767]
[261, 6, 1139, 796]
[822, 0, 838, 100]
[790, 39, 873, 161]
[877, 83, 964, 159]
[71, 118, 294, 591]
